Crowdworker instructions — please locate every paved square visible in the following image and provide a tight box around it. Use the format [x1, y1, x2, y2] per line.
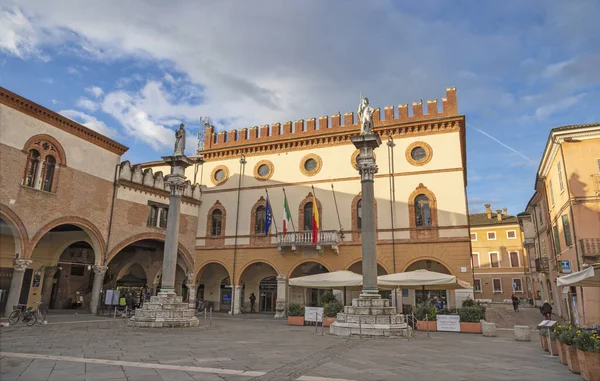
[0, 313, 578, 381]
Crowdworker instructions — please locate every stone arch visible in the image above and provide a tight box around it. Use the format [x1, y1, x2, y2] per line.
[107, 232, 194, 272]
[402, 257, 453, 275]
[0, 204, 29, 258]
[22, 134, 67, 166]
[236, 259, 280, 285]
[298, 192, 323, 231]
[52, 237, 94, 264]
[344, 258, 390, 275]
[408, 183, 439, 239]
[28, 216, 106, 264]
[195, 260, 233, 284]
[288, 259, 331, 279]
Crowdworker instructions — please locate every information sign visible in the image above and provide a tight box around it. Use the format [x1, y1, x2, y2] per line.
[436, 315, 460, 332]
[305, 306, 323, 322]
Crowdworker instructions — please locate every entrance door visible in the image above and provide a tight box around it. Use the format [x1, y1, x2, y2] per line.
[259, 276, 277, 312]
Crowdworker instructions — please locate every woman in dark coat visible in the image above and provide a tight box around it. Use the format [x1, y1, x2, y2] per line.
[540, 300, 552, 319]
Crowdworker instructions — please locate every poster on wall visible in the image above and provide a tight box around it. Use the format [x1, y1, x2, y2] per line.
[105, 290, 114, 305]
[112, 290, 120, 305]
[32, 272, 41, 287]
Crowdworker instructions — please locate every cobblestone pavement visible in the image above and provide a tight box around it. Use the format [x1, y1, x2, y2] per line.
[0, 313, 579, 381]
[483, 303, 560, 329]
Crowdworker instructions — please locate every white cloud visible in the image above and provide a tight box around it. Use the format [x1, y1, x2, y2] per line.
[66, 66, 80, 75]
[76, 97, 98, 112]
[534, 93, 587, 121]
[41, 77, 53, 84]
[0, 7, 47, 60]
[85, 85, 104, 98]
[59, 109, 117, 138]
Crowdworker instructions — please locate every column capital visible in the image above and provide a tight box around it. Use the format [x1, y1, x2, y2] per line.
[92, 265, 108, 275]
[276, 273, 287, 281]
[13, 258, 32, 271]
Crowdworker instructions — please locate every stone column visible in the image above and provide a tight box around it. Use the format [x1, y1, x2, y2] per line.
[186, 273, 197, 309]
[232, 285, 242, 315]
[41, 266, 57, 307]
[350, 134, 381, 297]
[274, 273, 287, 318]
[4, 258, 32, 316]
[90, 265, 108, 315]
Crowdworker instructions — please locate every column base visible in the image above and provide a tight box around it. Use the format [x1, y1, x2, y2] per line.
[128, 292, 199, 328]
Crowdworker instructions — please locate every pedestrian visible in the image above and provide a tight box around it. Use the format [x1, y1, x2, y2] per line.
[511, 294, 519, 312]
[249, 293, 256, 313]
[540, 300, 552, 320]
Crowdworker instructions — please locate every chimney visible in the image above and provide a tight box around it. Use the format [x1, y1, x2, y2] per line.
[485, 204, 492, 219]
[503, 207, 508, 216]
[496, 210, 503, 222]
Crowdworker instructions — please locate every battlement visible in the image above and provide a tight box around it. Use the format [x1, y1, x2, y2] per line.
[117, 161, 202, 201]
[202, 88, 458, 150]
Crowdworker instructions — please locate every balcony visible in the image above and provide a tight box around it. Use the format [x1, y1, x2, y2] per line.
[580, 238, 600, 259]
[535, 257, 549, 273]
[277, 230, 342, 254]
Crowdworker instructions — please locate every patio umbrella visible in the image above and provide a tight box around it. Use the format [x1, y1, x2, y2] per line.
[288, 270, 362, 288]
[557, 264, 600, 288]
[377, 269, 471, 290]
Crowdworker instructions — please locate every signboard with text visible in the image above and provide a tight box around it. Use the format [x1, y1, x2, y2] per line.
[305, 307, 323, 322]
[436, 315, 460, 332]
[560, 260, 572, 274]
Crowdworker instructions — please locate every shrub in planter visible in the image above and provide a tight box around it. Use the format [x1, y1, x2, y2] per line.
[558, 326, 580, 374]
[323, 299, 343, 318]
[458, 306, 486, 323]
[414, 303, 437, 321]
[287, 303, 305, 326]
[320, 291, 336, 306]
[573, 329, 600, 381]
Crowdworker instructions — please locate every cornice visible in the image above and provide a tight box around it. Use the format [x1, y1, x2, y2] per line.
[118, 180, 201, 206]
[0, 86, 129, 156]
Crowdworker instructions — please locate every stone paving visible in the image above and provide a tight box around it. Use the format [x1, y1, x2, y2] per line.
[0, 312, 580, 381]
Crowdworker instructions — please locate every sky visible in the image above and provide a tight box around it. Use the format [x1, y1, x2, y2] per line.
[1, 1, 599, 215]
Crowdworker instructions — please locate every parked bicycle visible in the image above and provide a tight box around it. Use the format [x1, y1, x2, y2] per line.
[32, 301, 48, 324]
[8, 304, 37, 326]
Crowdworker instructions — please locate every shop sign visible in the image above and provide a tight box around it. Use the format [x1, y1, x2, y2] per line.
[560, 260, 572, 274]
[305, 306, 323, 322]
[436, 315, 460, 332]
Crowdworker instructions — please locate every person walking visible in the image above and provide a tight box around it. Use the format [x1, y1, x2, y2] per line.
[511, 294, 519, 312]
[540, 300, 553, 319]
[249, 293, 256, 313]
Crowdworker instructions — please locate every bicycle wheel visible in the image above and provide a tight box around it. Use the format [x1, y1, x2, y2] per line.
[8, 310, 21, 325]
[25, 311, 37, 326]
[38, 308, 47, 322]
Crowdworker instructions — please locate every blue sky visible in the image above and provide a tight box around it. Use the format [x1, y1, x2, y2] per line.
[1, 1, 599, 214]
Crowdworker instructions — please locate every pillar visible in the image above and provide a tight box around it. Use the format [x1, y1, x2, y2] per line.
[350, 133, 381, 297]
[232, 285, 242, 315]
[90, 265, 107, 315]
[275, 273, 287, 318]
[4, 259, 32, 316]
[186, 273, 197, 309]
[41, 266, 57, 307]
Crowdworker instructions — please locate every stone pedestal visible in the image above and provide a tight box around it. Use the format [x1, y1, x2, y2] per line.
[128, 291, 199, 328]
[514, 325, 531, 341]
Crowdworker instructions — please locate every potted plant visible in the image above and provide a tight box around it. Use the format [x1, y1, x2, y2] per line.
[539, 329, 549, 352]
[558, 325, 580, 374]
[414, 303, 437, 331]
[458, 305, 485, 333]
[287, 303, 305, 326]
[573, 329, 600, 381]
[323, 299, 343, 327]
[553, 324, 568, 365]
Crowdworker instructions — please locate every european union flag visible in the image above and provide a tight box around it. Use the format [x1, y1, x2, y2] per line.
[265, 196, 273, 236]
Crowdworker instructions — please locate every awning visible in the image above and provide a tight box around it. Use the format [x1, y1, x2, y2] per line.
[557, 265, 600, 288]
[288, 270, 362, 288]
[377, 269, 471, 290]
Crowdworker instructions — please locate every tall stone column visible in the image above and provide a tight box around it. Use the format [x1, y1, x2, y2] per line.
[350, 134, 381, 297]
[90, 265, 108, 315]
[186, 273, 197, 310]
[41, 266, 57, 307]
[232, 285, 242, 315]
[4, 258, 32, 316]
[274, 274, 288, 318]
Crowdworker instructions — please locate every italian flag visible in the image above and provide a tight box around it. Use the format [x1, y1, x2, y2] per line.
[283, 194, 292, 236]
[312, 194, 320, 244]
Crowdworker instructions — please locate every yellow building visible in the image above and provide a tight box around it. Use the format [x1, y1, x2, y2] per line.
[469, 205, 530, 302]
[522, 123, 600, 327]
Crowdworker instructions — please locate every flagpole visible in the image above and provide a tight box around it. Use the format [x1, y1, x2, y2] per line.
[282, 187, 296, 232]
[265, 188, 278, 234]
[331, 183, 343, 237]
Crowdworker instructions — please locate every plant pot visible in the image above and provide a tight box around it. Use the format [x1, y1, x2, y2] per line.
[549, 338, 559, 356]
[322, 317, 336, 327]
[541, 336, 549, 351]
[460, 322, 482, 334]
[577, 349, 600, 381]
[566, 345, 581, 374]
[416, 320, 437, 331]
[557, 340, 567, 365]
[287, 316, 304, 326]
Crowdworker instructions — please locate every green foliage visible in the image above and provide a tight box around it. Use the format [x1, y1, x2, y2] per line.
[458, 305, 486, 322]
[320, 291, 336, 306]
[573, 329, 600, 353]
[556, 324, 577, 345]
[462, 298, 476, 307]
[414, 302, 437, 321]
[287, 303, 305, 317]
[323, 299, 343, 318]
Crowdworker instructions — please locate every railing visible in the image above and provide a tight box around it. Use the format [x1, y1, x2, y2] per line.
[580, 238, 600, 258]
[535, 257, 549, 273]
[276, 230, 341, 253]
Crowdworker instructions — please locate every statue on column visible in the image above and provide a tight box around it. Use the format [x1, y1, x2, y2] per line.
[174, 123, 186, 156]
[357, 97, 374, 135]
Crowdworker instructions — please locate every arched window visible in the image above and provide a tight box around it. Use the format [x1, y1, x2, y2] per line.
[211, 209, 223, 236]
[24, 149, 41, 188]
[255, 205, 266, 234]
[159, 208, 168, 228]
[414, 194, 432, 227]
[357, 199, 362, 231]
[303, 203, 313, 230]
[42, 155, 56, 192]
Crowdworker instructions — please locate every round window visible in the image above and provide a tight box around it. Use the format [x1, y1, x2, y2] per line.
[257, 164, 270, 177]
[411, 147, 427, 161]
[214, 169, 225, 181]
[304, 158, 317, 171]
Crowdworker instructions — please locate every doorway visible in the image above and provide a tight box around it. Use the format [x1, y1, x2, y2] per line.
[259, 276, 277, 312]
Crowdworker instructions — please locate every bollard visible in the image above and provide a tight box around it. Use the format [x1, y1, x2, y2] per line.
[204, 308, 207, 326]
[359, 315, 362, 339]
[426, 313, 429, 339]
[482, 322, 497, 337]
[514, 325, 531, 342]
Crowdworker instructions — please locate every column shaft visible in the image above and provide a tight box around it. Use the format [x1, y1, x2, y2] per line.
[4, 270, 26, 316]
[361, 176, 378, 295]
[161, 194, 181, 292]
[274, 274, 287, 318]
[90, 266, 107, 315]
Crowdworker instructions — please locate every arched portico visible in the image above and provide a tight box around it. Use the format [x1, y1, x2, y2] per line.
[0, 210, 29, 315]
[289, 261, 330, 307]
[237, 261, 278, 314]
[195, 262, 232, 312]
[403, 259, 455, 308]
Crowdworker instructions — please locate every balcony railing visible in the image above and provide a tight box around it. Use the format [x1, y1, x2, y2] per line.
[535, 257, 549, 273]
[277, 230, 341, 254]
[580, 238, 600, 259]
